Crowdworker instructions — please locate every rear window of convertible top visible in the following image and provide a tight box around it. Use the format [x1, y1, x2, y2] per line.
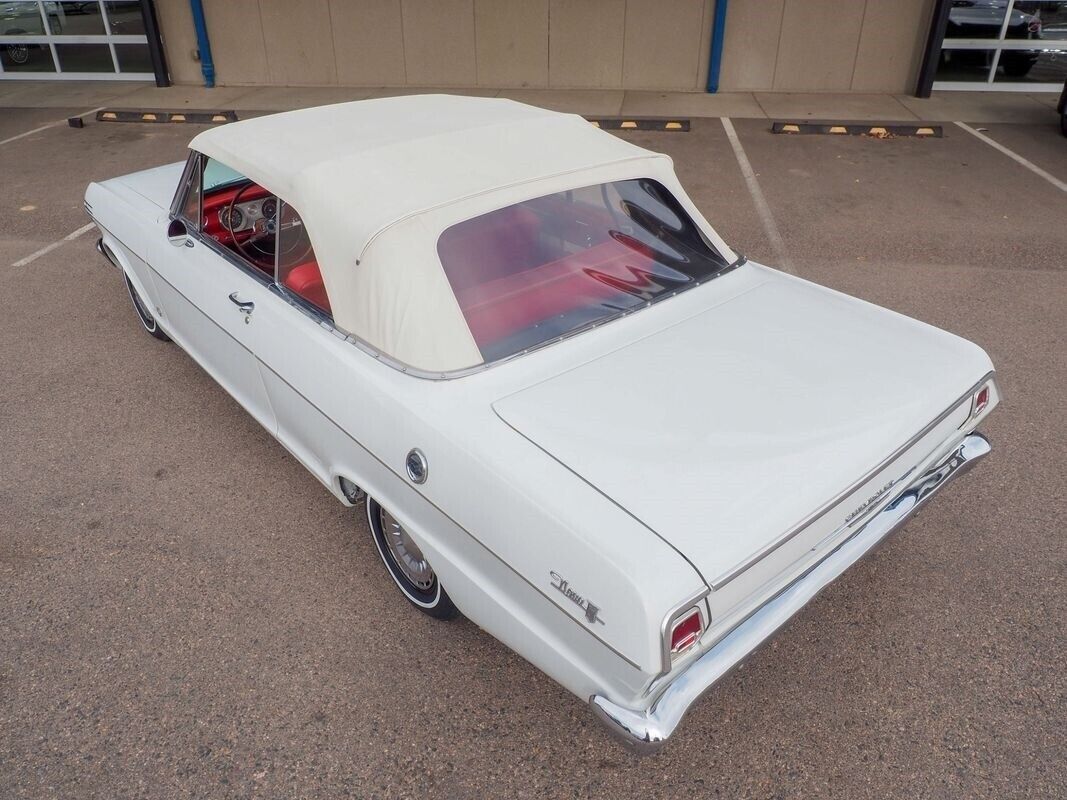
[437, 179, 730, 364]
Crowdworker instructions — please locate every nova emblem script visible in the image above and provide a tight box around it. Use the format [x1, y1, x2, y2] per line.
[844, 468, 915, 525]
[550, 571, 605, 625]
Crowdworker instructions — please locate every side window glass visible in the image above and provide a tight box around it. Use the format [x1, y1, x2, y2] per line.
[200, 157, 277, 276]
[179, 156, 201, 230]
[276, 201, 330, 316]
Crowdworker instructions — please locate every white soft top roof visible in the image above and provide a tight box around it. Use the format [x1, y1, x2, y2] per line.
[190, 95, 653, 260]
[189, 96, 733, 373]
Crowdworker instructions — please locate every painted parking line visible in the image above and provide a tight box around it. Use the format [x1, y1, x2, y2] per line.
[954, 121, 1067, 194]
[11, 222, 95, 268]
[0, 106, 105, 148]
[720, 118, 796, 275]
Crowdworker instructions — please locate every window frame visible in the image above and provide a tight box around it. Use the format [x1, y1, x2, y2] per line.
[167, 155, 746, 382]
[168, 150, 334, 323]
[435, 177, 737, 365]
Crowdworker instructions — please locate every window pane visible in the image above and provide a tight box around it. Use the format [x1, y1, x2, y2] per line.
[277, 201, 329, 314]
[201, 159, 277, 274]
[114, 42, 150, 72]
[104, 1, 144, 34]
[55, 42, 113, 71]
[0, 42, 55, 71]
[1007, 2, 1056, 41]
[49, 2, 106, 35]
[203, 159, 246, 193]
[438, 179, 730, 363]
[946, 1, 1010, 39]
[0, 2, 47, 35]
[993, 47, 1067, 81]
[936, 47, 998, 81]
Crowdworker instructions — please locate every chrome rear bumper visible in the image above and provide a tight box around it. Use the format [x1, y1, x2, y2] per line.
[591, 432, 991, 754]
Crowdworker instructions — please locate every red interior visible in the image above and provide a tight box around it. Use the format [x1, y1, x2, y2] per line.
[283, 261, 331, 312]
[202, 183, 329, 314]
[453, 238, 657, 348]
[440, 197, 662, 351]
[201, 183, 272, 246]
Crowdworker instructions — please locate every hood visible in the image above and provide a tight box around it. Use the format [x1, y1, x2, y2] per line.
[493, 274, 993, 588]
[106, 161, 185, 211]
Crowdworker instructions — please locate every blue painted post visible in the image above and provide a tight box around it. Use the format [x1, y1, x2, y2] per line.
[706, 0, 729, 93]
[189, 0, 215, 88]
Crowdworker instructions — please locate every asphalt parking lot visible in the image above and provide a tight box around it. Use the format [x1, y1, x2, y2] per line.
[1, 105, 1065, 799]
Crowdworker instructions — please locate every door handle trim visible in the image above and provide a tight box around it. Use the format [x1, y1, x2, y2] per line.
[228, 292, 255, 313]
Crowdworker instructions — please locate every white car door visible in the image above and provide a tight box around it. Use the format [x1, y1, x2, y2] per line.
[148, 155, 277, 434]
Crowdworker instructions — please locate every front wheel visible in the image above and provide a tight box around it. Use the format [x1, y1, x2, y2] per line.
[366, 497, 458, 620]
[124, 272, 170, 341]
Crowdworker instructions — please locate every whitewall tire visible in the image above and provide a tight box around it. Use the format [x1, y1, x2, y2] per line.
[366, 497, 458, 620]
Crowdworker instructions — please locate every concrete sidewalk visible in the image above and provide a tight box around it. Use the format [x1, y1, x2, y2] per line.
[0, 80, 1059, 124]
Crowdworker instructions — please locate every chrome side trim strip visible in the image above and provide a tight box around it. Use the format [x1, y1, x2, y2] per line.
[590, 432, 992, 754]
[710, 372, 996, 589]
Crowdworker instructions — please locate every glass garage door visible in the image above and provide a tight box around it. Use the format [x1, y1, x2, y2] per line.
[935, 1, 1067, 89]
[0, 1, 152, 80]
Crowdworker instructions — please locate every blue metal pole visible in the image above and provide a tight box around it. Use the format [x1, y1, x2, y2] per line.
[706, 0, 729, 93]
[188, 0, 215, 88]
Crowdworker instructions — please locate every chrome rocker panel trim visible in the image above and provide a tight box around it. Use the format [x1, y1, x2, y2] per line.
[590, 432, 992, 754]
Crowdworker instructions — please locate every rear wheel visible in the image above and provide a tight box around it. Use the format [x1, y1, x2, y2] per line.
[6, 42, 30, 65]
[124, 272, 170, 341]
[366, 497, 458, 620]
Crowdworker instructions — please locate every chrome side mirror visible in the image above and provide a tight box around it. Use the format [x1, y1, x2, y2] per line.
[167, 218, 192, 247]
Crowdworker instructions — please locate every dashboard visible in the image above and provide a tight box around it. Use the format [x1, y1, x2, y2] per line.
[218, 196, 277, 234]
[202, 182, 275, 246]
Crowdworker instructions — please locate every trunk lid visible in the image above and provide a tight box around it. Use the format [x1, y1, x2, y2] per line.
[493, 276, 992, 588]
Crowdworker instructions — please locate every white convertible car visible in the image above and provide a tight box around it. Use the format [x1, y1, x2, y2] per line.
[85, 95, 999, 752]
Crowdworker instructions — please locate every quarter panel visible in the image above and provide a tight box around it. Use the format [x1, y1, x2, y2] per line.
[256, 356, 653, 702]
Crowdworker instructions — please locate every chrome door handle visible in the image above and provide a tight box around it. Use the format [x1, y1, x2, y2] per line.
[228, 292, 254, 314]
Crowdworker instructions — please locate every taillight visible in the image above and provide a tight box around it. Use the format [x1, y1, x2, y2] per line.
[669, 608, 704, 655]
[973, 386, 990, 416]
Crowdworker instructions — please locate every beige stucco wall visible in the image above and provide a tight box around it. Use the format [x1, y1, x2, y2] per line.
[155, 0, 930, 93]
[156, 0, 715, 90]
[718, 0, 935, 92]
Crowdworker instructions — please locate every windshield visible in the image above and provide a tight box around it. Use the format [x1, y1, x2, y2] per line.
[437, 179, 731, 363]
[202, 158, 246, 193]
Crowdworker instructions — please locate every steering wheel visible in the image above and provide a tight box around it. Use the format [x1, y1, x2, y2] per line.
[226, 183, 313, 271]
[226, 183, 276, 270]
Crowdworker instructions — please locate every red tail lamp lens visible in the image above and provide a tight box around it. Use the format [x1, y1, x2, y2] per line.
[974, 386, 990, 415]
[670, 609, 703, 654]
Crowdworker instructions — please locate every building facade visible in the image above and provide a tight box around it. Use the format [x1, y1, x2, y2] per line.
[2, 1, 1065, 93]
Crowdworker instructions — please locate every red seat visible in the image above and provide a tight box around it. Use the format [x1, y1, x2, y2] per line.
[283, 261, 331, 313]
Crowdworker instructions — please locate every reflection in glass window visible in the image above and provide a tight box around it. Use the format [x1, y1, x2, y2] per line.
[115, 42, 152, 72]
[0, 42, 55, 72]
[993, 48, 1067, 82]
[49, 2, 106, 35]
[935, 47, 1000, 82]
[104, 1, 145, 35]
[0, 2, 48, 35]
[438, 179, 730, 363]
[945, 1, 1011, 39]
[55, 43, 114, 72]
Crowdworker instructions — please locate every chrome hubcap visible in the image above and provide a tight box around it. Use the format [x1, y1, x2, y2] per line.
[132, 287, 153, 322]
[378, 507, 434, 591]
